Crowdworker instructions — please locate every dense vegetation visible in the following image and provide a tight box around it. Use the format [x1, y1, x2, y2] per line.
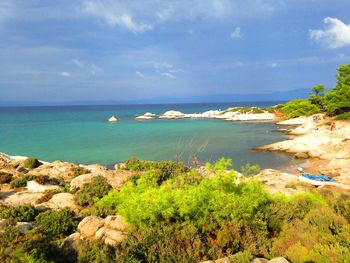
[279, 64, 350, 118]
[1, 158, 350, 262]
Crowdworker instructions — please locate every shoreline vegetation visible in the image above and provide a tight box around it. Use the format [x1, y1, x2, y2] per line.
[1, 64, 350, 262]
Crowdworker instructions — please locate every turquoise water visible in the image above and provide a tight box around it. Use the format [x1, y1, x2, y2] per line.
[0, 102, 293, 169]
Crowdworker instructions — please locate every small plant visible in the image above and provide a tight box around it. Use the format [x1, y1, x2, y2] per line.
[0, 171, 12, 183]
[70, 166, 90, 177]
[35, 208, 78, 237]
[228, 251, 253, 263]
[23, 157, 41, 169]
[10, 174, 37, 188]
[74, 176, 112, 206]
[240, 163, 261, 177]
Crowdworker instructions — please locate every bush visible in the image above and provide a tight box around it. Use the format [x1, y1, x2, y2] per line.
[70, 166, 90, 177]
[23, 157, 41, 169]
[35, 209, 78, 237]
[76, 240, 115, 263]
[0, 172, 12, 184]
[228, 251, 253, 263]
[240, 163, 261, 177]
[281, 99, 321, 118]
[74, 176, 112, 206]
[10, 174, 37, 188]
[36, 189, 63, 204]
[0, 204, 38, 222]
[335, 112, 350, 120]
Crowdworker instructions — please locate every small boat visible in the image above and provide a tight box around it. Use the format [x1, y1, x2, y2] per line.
[299, 174, 336, 186]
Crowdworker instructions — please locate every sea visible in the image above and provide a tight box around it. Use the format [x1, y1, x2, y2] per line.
[0, 102, 296, 170]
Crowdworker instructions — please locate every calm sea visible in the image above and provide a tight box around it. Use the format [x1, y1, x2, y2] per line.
[0, 102, 295, 169]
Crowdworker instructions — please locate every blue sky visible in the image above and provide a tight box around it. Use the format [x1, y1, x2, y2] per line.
[1, 0, 350, 103]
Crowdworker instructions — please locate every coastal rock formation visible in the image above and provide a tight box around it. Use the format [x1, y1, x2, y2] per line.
[30, 160, 81, 180]
[70, 173, 99, 191]
[108, 116, 118, 122]
[255, 169, 301, 195]
[0, 191, 44, 206]
[135, 112, 156, 120]
[159, 110, 186, 119]
[277, 116, 313, 125]
[228, 113, 275, 121]
[36, 193, 78, 212]
[26, 180, 61, 193]
[76, 215, 128, 246]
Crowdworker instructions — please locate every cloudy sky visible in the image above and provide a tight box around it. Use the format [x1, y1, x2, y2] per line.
[1, 0, 350, 103]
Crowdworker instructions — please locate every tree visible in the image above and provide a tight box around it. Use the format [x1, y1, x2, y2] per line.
[312, 85, 325, 96]
[322, 64, 350, 114]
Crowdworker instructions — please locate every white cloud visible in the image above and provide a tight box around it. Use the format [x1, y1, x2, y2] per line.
[230, 27, 242, 38]
[89, 64, 103, 75]
[271, 63, 278, 68]
[72, 58, 84, 67]
[310, 17, 350, 49]
[160, 72, 176, 79]
[136, 71, 145, 78]
[82, 1, 153, 32]
[153, 61, 173, 69]
[60, 71, 71, 77]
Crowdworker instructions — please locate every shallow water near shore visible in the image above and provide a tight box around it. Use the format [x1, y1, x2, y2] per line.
[0, 102, 295, 169]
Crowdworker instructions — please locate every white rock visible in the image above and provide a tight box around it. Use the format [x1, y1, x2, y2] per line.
[228, 113, 275, 121]
[26, 180, 60, 193]
[108, 116, 118, 122]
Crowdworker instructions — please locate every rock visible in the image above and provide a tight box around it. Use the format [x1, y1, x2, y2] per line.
[269, 257, 290, 263]
[215, 257, 230, 263]
[108, 116, 118, 122]
[104, 215, 128, 231]
[30, 160, 81, 180]
[277, 116, 313, 125]
[63, 232, 84, 255]
[228, 113, 275, 121]
[103, 229, 126, 244]
[135, 115, 154, 120]
[26, 180, 61, 193]
[78, 216, 105, 238]
[70, 173, 99, 191]
[0, 191, 44, 205]
[159, 110, 185, 119]
[294, 152, 309, 159]
[36, 193, 78, 212]
[251, 258, 269, 263]
[17, 222, 36, 234]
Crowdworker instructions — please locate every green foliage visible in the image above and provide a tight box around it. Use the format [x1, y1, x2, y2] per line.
[74, 176, 112, 206]
[10, 174, 37, 188]
[240, 163, 261, 177]
[35, 209, 78, 237]
[70, 166, 90, 177]
[0, 171, 12, 184]
[335, 112, 350, 120]
[322, 64, 350, 114]
[23, 157, 41, 169]
[36, 189, 63, 204]
[312, 84, 325, 96]
[76, 240, 116, 263]
[228, 251, 253, 263]
[280, 99, 321, 118]
[0, 204, 38, 222]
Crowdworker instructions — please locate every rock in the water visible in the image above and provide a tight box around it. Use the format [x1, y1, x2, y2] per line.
[108, 116, 118, 122]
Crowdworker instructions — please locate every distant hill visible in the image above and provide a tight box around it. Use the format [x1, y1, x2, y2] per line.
[0, 88, 310, 107]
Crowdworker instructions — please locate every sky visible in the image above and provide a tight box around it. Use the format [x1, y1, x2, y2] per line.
[0, 0, 350, 104]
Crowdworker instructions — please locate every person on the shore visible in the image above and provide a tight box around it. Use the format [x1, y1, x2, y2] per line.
[330, 122, 336, 131]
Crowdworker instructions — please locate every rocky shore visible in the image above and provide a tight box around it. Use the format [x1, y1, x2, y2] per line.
[255, 115, 350, 192]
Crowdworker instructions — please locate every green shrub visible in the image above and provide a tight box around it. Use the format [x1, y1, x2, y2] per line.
[335, 112, 350, 120]
[10, 174, 37, 188]
[74, 176, 112, 206]
[0, 204, 37, 222]
[0, 172, 12, 184]
[76, 240, 115, 263]
[70, 166, 90, 177]
[228, 251, 253, 263]
[23, 157, 41, 169]
[281, 99, 321, 118]
[240, 163, 260, 177]
[35, 209, 78, 237]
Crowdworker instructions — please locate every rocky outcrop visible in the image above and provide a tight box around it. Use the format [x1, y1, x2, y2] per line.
[227, 113, 275, 121]
[254, 169, 301, 195]
[0, 191, 44, 205]
[30, 161, 80, 180]
[108, 116, 118, 122]
[159, 110, 186, 119]
[36, 193, 78, 212]
[76, 215, 128, 246]
[277, 116, 313, 125]
[70, 173, 99, 191]
[26, 180, 61, 193]
[135, 112, 156, 120]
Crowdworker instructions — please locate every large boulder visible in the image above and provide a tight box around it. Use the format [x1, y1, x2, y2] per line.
[36, 193, 78, 212]
[0, 191, 43, 206]
[104, 215, 128, 231]
[30, 161, 80, 180]
[269, 257, 290, 263]
[78, 216, 105, 239]
[26, 180, 61, 193]
[70, 173, 99, 191]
